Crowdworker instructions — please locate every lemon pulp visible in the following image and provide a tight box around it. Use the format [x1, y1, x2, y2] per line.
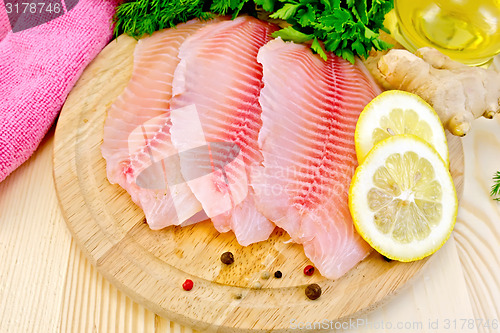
[372, 109, 433, 148]
[368, 151, 442, 243]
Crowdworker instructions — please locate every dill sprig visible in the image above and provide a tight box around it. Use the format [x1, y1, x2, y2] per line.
[491, 171, 500, 201]
[113, 0, 394, 63]
[113, 0, 213, 38]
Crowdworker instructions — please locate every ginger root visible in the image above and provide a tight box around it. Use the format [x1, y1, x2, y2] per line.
[366, 47, 500, 136]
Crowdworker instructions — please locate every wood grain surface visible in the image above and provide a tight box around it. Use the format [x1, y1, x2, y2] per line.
[51, 35, 465, 332]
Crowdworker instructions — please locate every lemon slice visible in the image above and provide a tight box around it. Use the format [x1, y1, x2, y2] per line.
[355, 90, 449, 167]
[349, 135, 457, 261]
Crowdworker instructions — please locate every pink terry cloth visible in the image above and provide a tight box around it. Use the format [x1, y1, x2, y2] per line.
[0, 1, 10, 40]
[0, 0, 120, 182]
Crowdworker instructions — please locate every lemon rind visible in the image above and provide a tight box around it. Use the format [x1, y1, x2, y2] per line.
[355, 90, 449, 168]
[349, 135, 458, 262]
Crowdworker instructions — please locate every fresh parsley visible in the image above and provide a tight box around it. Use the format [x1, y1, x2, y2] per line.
[492, 171, 500, 201]
[269, 0, 393, 61]
[113, 0, 394, 63]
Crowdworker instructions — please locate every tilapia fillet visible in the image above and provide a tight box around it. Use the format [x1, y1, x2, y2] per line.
[170, 16, 278, 245]
[251, 38, 381, 279]
[102, 19, 218, 229]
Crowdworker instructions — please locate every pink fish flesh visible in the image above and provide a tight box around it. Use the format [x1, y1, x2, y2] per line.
[170, 16, 278, 245]
[102, 19, 220, 228]
[250, 38, 381, 278]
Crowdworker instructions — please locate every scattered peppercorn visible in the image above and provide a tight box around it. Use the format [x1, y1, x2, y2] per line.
[274, 271, 282, 279]
[220, 251, 234, 265]
[304, 265, 315, 276]
[261, 271, 270, 280]
[253, 281, 262, 289]
[182, 279, 193, 291]
[305, 283, 322, 300]
[382, 256, 392, 262]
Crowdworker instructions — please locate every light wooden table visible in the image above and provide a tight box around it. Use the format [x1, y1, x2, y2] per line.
[0, 116, 499, 333]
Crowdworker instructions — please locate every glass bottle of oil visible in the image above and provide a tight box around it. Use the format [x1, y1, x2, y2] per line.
[386, 0, 500, 66]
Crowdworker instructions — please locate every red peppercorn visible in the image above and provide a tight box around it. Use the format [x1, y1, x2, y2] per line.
[182, 279, 193, 291]
[304, 265, 315, 276]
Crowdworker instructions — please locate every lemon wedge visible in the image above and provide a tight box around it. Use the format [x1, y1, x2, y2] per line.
[355, 90, 449, 168]
[349, 135, 457, 261]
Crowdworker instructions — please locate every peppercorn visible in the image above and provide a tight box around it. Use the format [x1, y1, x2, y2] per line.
[303, 265, 315, 276]
[253, 281, 262, 289]
[274, 271, 282, 279]
[261, 271, 270, 280]
[182, 279, 193, 291]
[382, 255, 392, 262]
[305, 283, 321, 300]
[220, 251, 234, 265]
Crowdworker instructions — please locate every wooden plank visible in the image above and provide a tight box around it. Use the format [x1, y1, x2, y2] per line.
[455, 116, 500, 333]
[352, 237, 478, 333]
[0, 131, 72, 333]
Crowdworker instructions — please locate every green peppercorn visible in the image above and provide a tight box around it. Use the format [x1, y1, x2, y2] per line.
[220, 251, 234, 265]
[305, 283, 322, 300]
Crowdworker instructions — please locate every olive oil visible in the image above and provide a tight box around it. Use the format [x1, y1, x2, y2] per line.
[387, 0, 500, 65]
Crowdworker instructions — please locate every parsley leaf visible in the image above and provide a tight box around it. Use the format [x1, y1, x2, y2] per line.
[269, 3, 301, 20]
[272, 26, 314, 43]
[255, 0, 276, 12]
[311, 37, 327, 60]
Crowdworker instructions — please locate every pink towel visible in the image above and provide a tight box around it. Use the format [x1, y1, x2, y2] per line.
[0, 2, 10, 40]
[0, 0, 119, 182]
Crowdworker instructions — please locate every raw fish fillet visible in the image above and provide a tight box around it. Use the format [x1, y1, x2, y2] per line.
[102, 19, 218, 228]
[251, 38, 381, 278]
[170, 16, 278, 245]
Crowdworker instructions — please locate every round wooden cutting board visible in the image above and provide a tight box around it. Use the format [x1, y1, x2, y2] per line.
[53, 35, 464, 332]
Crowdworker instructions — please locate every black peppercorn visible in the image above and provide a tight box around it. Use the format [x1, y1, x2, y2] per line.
[220, 251, 234, 265]
[382, 255, 392, 262]
[305, 283, 322, 300]
[274, 270, 282, 278]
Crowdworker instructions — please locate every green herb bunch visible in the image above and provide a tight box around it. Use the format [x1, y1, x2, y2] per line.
[265, 0, 393, 62]
[113, 0, 394, 63]
[491, 171, 500, 201]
